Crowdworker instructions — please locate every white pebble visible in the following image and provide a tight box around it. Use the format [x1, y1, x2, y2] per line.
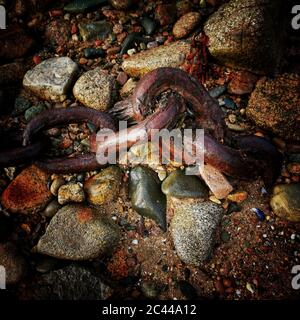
[147, 41, 158, 49]
[72, 34, 79, 41]
[132, 239, 138, 245]
[291, 234, 296, 240]
[246, 282, 254, 294]
[127, 48, 137, 56]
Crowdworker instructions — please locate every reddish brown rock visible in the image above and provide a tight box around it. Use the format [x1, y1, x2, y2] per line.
[1, 165, 52, 214]
[228, 71, 258, 95]
[173, 12, 201, 39]
[155, 3, 177, 26]
[116, 72, 128, 85]
[247, 74, 300, 141]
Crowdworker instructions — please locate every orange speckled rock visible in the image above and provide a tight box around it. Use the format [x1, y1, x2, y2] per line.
[1, 165, 52, 214]
[173, 12, 201, 39]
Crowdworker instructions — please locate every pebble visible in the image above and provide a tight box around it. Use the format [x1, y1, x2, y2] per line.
[228, 71, 258, 95]
[113, 23, 123, 35]
[140, 42, 146, 50]
[72, 34, 79, 41]
[127, 48, 137, 56]
[223, 97, 237, 110]
[226, 122, 247, 132]
[84, 166, 122, 206]
[23, 57, 78, 102]
[122, 40, 191, 77]
[147, 41, 158, 49]
[155, 3, 177, 26]
[57, 183, 85, 205]
[78, 21, 112, 41]
[270, 183, 300, 222]
[0, 242, 27, 284]
[141, 17, 157, 35]
[173, 12, 201, 39]
[171, 201, 223, 265]
[227, 191, 248, 203]
[246, 282, 254, 294]
[32, 264, 113, 299]
[251, 208, 265, 221]
[24, 103, 46, 122]
[161, 169, 208, 199]
[36, 204, 120, 260]
[247, 74, 300, 141]
[45, 20, 70, 50]
[226, 202, 241, 215]
[73, 67, 116, 111]
[1, 165, 52, 214]
[84, 47, 105, 58]
[13, 96, 31, 116]
[116, 72, 128, 86]
[228, 114, 237, 124]
[79, 57, 88, 65]
[42, 200, 62, 218]
[288, 163, 300, 175]
[129, 166, 167, 230]
[209, 85, 227, 99]
[50, 177, 65, 196]
[209, 195, 222, 204]
[199, 164, 233, 199]
[106, 46, 121, 56]
[204, 0, 282, 73]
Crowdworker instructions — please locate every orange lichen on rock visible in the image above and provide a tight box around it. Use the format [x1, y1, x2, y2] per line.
[76, 207, 94, 224]
[1, 165, 52, 214]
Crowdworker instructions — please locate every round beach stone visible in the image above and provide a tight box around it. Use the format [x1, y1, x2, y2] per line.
[36, 204, 120, 260]
[84, 166, 122, 206]
[73, 67, 116, 111]
[270, 184, 300, 222]
[171, 201, 223, 265]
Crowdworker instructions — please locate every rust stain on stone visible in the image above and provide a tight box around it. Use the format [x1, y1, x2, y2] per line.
[1, 165, 52, 214]
[76, 207, 94, 224]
